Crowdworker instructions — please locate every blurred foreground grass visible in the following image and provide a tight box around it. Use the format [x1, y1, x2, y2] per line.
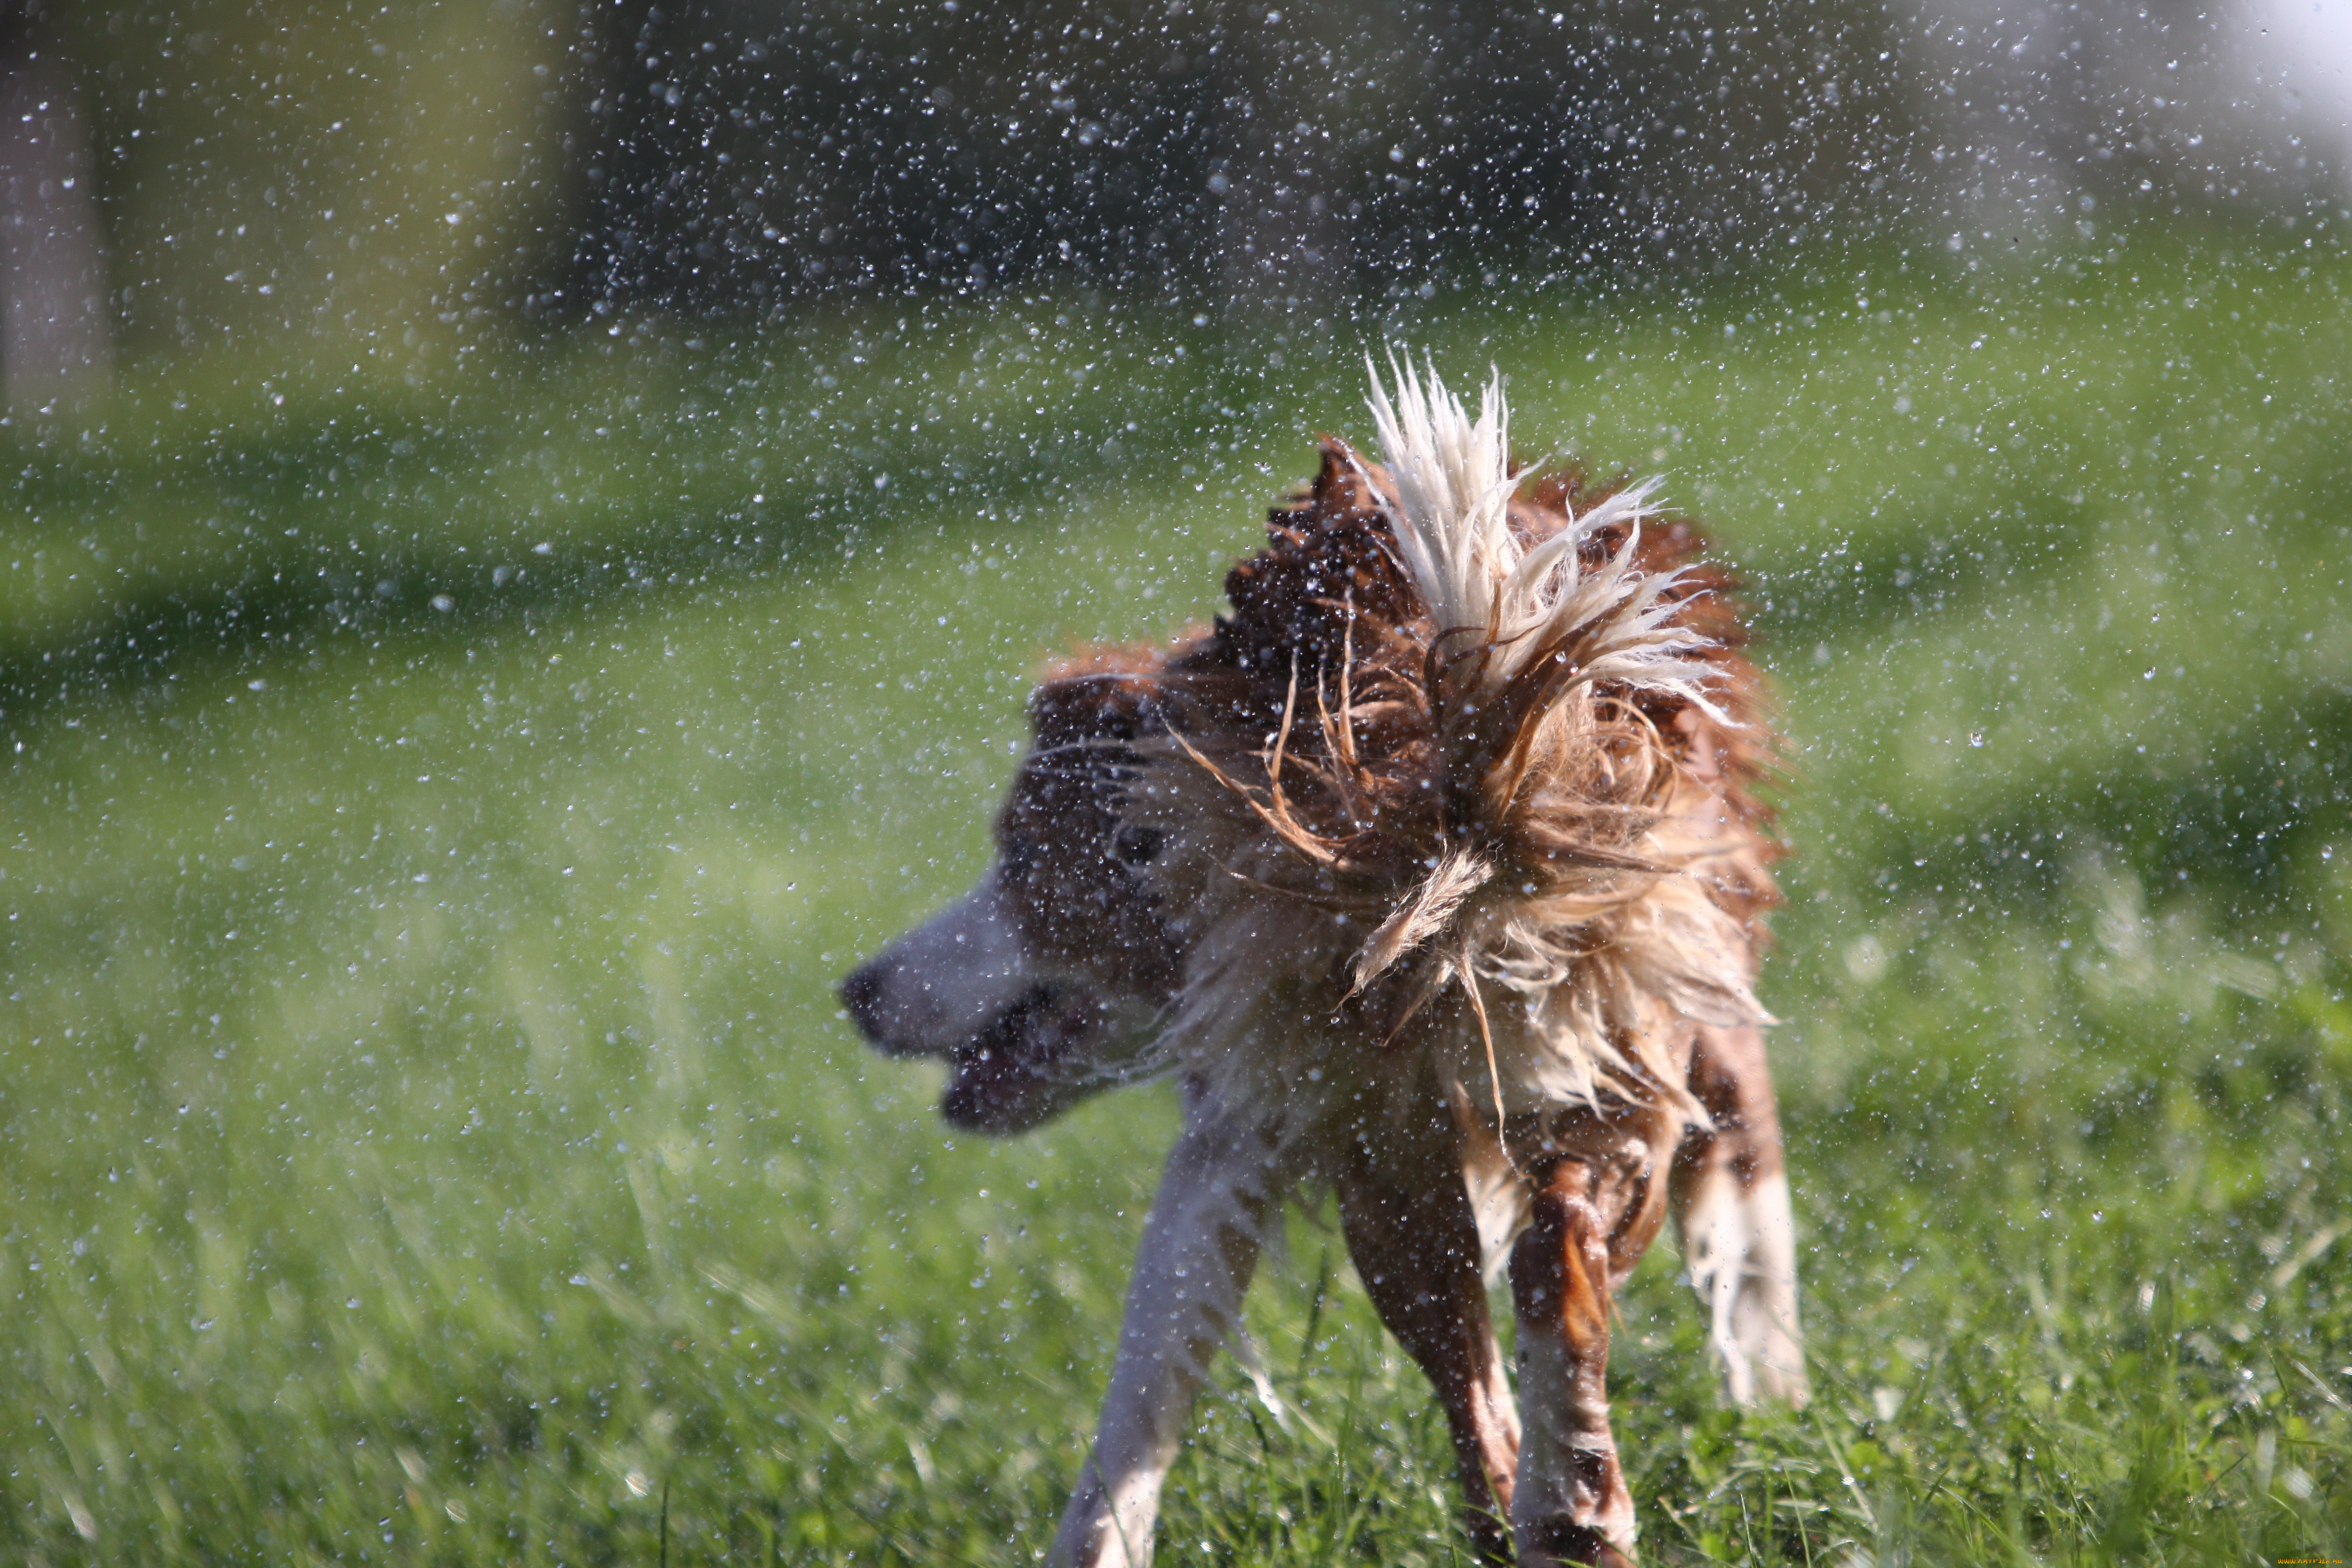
[2, 235, 2349, 1565]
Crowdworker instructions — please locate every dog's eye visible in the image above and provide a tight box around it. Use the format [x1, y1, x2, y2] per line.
[1112, 824, 1167, 866]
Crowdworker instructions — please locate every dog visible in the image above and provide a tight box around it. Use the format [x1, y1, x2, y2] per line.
[842, 357, 1807, 1567]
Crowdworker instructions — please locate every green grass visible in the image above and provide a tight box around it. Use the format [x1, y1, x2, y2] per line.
[2, 233, 2349, 1565]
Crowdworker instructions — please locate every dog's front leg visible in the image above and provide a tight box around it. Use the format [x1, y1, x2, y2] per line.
[1334, 1137, 1521, 1562]
[1051, 1095, 1289, 1568]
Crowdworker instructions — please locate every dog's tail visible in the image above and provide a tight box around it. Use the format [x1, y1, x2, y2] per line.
[1361, 353, 1729, 734]
[1337, 353, 1770, 1113]
[1346, 354, 1729, 982]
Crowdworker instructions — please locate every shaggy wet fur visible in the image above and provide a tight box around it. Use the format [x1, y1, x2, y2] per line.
[844, 361, 1807, 1566]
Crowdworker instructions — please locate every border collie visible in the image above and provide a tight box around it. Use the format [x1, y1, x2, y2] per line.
[844, 356, 1806, 1567]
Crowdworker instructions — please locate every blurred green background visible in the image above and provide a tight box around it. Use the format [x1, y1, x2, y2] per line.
[1, 2, 2349, 1564]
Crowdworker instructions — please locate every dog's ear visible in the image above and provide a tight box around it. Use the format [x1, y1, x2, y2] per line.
[1217, 436, 1418, 686]
[1309, 435, 1381, 513]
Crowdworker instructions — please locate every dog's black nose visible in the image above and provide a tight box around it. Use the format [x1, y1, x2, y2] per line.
[838, 962, 889, 1042]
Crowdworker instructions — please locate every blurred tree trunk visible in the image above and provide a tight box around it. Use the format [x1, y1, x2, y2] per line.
[1209, 92, 1357, 318]
[1206, 4, 1353, 319]
[0, 3, 109, 415]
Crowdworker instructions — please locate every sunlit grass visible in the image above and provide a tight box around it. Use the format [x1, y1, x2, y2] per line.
[0, 233, 2347, 1564]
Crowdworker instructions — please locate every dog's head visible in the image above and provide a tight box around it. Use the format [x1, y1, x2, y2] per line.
[840, 874, 1141, 1132]
[840, 649, 1184, 1133]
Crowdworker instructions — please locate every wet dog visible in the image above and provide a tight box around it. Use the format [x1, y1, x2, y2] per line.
[843, 358, 1807, 1566]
